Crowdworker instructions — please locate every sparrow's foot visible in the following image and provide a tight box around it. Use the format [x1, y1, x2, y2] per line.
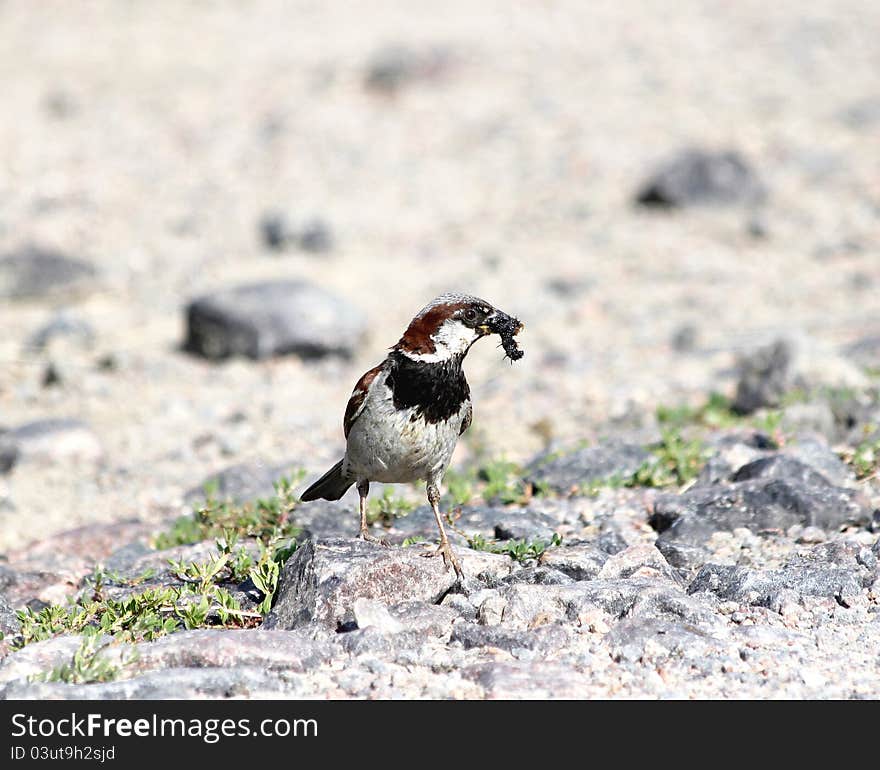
[358, 528, 388, 546]
[421, 540, 464, 578]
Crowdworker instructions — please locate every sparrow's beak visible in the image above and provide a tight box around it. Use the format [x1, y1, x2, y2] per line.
[479, 310, 524, 337]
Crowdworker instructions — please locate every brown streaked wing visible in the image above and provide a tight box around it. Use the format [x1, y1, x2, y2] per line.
[343, 363, 384, 438]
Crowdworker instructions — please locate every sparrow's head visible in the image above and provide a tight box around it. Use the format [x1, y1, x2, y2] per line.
[394, 292, 524, 363]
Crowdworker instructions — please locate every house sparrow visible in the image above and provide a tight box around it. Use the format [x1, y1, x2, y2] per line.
[300, 293, 524, 577]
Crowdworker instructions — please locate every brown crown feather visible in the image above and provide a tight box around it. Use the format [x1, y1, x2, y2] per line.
[394, 300, 471, 356]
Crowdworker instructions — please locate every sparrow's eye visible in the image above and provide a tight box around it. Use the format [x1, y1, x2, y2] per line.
[463, 308, 478, 323]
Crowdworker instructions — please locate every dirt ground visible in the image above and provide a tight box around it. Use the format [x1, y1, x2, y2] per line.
[0, 1, 878, 550]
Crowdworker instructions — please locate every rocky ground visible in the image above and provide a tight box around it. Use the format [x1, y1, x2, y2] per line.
[1, 1, 879, 698]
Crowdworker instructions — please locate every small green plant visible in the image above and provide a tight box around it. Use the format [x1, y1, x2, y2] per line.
[443, 468, 477, 506]
[14, 476, 303, 650]
[843, 430, 880, 480]
[401, 536, 426, 547]
[367, 487, 416, 527]
[154, 473, 304, 550]
[249, 555, 280, 615]
[656, 392, 784, 437]
[465, 532, 562, 564]
[479, 458, 530, 505]
[31, 630, 137, 685]
[627, 429, 707, 488]
[576, 474, 630, 497]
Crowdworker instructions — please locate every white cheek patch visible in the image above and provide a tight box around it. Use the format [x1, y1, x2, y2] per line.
[434, 319, 480, 354]
[400, 319, 480, 363]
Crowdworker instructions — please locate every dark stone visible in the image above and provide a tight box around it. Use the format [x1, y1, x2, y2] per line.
[184, 460, 302, 505]
[839, 97, 880, 130]
[0, 418, 102, 472]
[524, 442, 651, 494]
[297, 218, 333, 254]
[597, 544, 682, 585]
[500, 578, 658, 627]
[259, 211, 290, 250]
[260, 212, 333, 254]
[654, 539, 710, 570]
[493, 511, 559, 542]
[653, 476, 870, 547]
[465, 661, 593, 698]
[688, 563, 867, 604]
[451, 623, 570, 655]
[338, 627, 429, 658]
[785, 539, 874, 572]
[698, 434, 851, 488]
[626, 583, 727, 635]
[0, 247, 97, 300]
[184, 280, 365, 361]
[41, 363, 62, 387]
[635, 149, 765, 208]
[25, 312, 95, 352]
[495, 566, 575, 586]
[387, 601, 457, 637]
[605, 617, 731, 664]
[597, 531, 629, 555]
[0, 441, 16, 473]
[732, 339, 794, 414]
[671, 324, 698, 352]
[264, 538, 511, 630]
[364, 44, 452, 94]
[295, 499, 354, 540]
[0, 593, 20, 636]
[731, 455, 833, 487]
[538, 543, 608, 581]
[786, 437, 856, 487]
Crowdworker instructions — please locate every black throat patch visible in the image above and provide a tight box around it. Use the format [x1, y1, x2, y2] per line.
[386, 351, 470, 424]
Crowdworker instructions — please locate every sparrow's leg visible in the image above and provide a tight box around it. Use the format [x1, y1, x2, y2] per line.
[422, 482, 463, 578]
[357, 480, 384, 543]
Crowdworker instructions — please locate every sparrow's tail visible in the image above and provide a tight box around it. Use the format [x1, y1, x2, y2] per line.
[300, 459, 353, 502]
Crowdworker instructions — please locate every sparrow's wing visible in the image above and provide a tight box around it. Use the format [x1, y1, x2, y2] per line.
[343, 362, 384, 438]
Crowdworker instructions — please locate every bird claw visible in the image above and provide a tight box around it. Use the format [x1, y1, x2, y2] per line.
[358, 530, 389, 546]
[421, 541, 464, 578]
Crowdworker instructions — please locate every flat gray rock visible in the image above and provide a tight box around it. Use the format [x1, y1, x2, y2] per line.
[132, 628, 335, 672]
[451, 622, 571, 656]
[464, 661, 594, 699]
[732, 339, 795, 414]
[386, 504, 558, 546]
[0, 593, 20, 637]
[605, 617, 734, 664]
[0, 247, 97, 300]
[0, 666, 308, 700]
[597, 544, 682, 585]
[538, 543, 608, 581]
[688, 563, 869, 604]
[184, 459, 302, 505]
[635, 148, 765, 208]
[265, 537, 513, 630]
[0, 418, 102, 472]
[524, 442, 651, 494]
[653, 477, 871, 548]
[184, 280, 365, 360]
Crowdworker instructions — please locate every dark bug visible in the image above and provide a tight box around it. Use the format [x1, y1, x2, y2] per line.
[489, 313, 524, 362]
